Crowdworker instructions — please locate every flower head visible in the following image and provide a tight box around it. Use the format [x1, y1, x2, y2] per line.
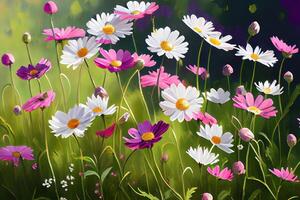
[86, 94, 117, 117]
[192, 111, 217, 125]
[186, 65, 208, 80]
[146, 27, 188, 61]
[160, 83, 203, 122]
[187, 146, 219, 166]
[269, 168, 299, 182]
[0, 145, 34, 166]
[207, 165, 234, 181]
[1, 53, 15, 66]
[22, 90, 55, 112]
[232, 161, 245, 175]
[140, 66, 180, 89]
[43, 1, 58, 14]
[132, 53, 156, 68]
[270, 36, 298, 58]
[124, 120, 169, 150]
[182, 15, 216, 38]
[43, 27, 85, 42]
[94, 86, 108, 98]
[205, 32, 235, 51]
[248, 21, 260, 36]
[205, 88, 230, 104]
[22, 32, 32, 44]
[222, 64, 233, 76]
[202, 193, 213, 200]
[239, 128, 254, 142]
[17, 58, 51, 80]
[236, 85, 247, 96]
[284, 71, 293, 83]
[233, 92, 277, 119]
[96, 123, 116, 138]
[49, 104, 95, 138]
[255, 80, 283, 96]
[287, 134, 297, 148]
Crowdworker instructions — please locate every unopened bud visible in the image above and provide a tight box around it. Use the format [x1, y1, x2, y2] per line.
[287, 134, 297, 148]
[239, 128, 254, 142]
[284, 71, 293, 83]
[248, 21, 260, 36]
[94, 87, 108, 98]
[222, 64, 233, 76]
[22, 32, 32, 44]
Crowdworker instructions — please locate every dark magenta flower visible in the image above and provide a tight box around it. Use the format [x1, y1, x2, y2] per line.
[96, 123, 116, 138]
[43, 1, 58, 14]
[16, 58, 51, 80]
[124, 120, 169, 150]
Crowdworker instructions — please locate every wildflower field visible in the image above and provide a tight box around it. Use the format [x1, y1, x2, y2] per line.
[0, 0, 300, 199]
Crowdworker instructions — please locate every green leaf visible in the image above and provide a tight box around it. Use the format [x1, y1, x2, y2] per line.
[101, 167, 112, 183]
[265, 144, 279, 166]
[217, 190, 231, 200]
[248, 189, 261, 200]
[84, 170, 100, 179]
[76, 156, 97, 169]
[185, 187, 197, 200]
[129, 185, 159, 200]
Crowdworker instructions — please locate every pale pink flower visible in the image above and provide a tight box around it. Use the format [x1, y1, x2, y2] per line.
[207, 165, 234, 181]
[22, 90, 55, 112]
[269, 168, 299, 182]
[140, 66, 180, 89]
[43, 26, 85, 41]
[186, 65, 209, 80]
[132, 53, 156, 67]
[193, 111, 217, 125]
[233, 92, 277, 119]
[270, 36, 298, 57]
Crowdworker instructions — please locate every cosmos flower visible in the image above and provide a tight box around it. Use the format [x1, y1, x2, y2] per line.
[197, 124, 234, 154]
[233, 92, 277, 119]
[186, 65, 208, 80]
[192, 111, 217, 125]
[94, 48, 135, 72]
[205, 32, 235, 51]
[0, 145, 34, 166]
[96, 123, 116, 138]
[43, 27, 85, 42]
[182, 15, 216, 38]
[235, 43, 278, 67]
[132, 53, 156, 67]
[140, 66, 180, 89]
[16, 58, 51, 80]
[60, 37, 100, 69]
[255, 80, 283, 96]
[207, 165, 234, 181]
[86, 94, 117, 117]
[86, 13, 133, 44]
[205, 88, 230, 104]
[22, 90, 55, 112]
[270, 36, 298, 58]
[269, 168, 299, 182]
[124, 120, 169, 150]
[49, 104, 95, 138]
[186, 146, 219, 166]
[114, 1, 159, 20]
[159, 83, 203, 122]
[146, 27, 189, 61]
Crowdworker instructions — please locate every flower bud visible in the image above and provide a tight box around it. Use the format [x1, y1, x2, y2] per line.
[248, 21, 260, 36]
[118, 112, 130, 124]
[232, 161, 245, 175]
[22, 32, 32, 44]
[94, 86, 108, 98]
[202, 193, 213, 200]
[1, 53, 15, 66]
[287, 134, 297, 148]
[32, 163, 38, 170]
[236, 85, 247, 95]
[284, 71, 293, 83]
[161, 152, 169, 163]
[13, 105, 22, 115]
[134, 60, 145, 70]
[43, 1, 58, 14]
[222, 64, 233, 76]
[239, 128, 254, 142]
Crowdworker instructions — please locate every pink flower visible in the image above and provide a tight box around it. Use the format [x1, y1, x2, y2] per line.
[114, 2, 159, 20]
[32, 162, 38, 170]
[269, 168, 299, 182]
[192, 111, 217, 125]
[232, 161, 245, 175]
[94, 48, 135, 72]
[0, 145, 34, 166]
[233, 92, 277, 119]
[22, 90, 55, 112]
[132, 53, 156, 67]
[270, 36, 298, 58]
[186, 65, 209, 80]
[140, 66, 180, 89]
[1, 53, 15, 66]
[207, 165, 234, 181]
[43, 1, 58, 15]
[96, 123, 116, 138]
[43, 26, 85, 42]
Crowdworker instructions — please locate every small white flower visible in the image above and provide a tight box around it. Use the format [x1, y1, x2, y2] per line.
[237, 144, 244, 150]
[86, 94, 117, 117]
[235, 43, 278, 67]
[60, 37, 100, 70]
[160, 83, 203, 122]
[60, 197, 67, 200]
[49, 104, 95, 138]
[255, 80, 283, 96]
[205, 32, 235, 51]
[182, 15, 217, 38]
[187, 146, 219, 165]
[205, 88, 230, 104]
[146, 27, 189, 61]
[197, 124, 234, 154]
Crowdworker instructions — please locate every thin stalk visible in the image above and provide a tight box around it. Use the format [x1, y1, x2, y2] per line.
[37, 79, 42, 93]
[278, 58, 286, 114]
[227, 76, 231, 91]
[102, 70, 107, 87]
[122, 150, 136, 173]
[77, 66, 83, 104]
[196, 40, 204, 91]
[242, 144, 250, 200]
[249, 62, 257, 92]
[239, 35, 251, 85]
[25, 43, 33, 65]
[154, 57, 165, 100]
[287, 147, 293, 165]
[204, 47, 212, 111]
[137, 70, 151, 121]
[275, 181, 283, 199]
[84, 59, 96, 89]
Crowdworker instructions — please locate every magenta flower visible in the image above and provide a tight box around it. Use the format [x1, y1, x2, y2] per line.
[1, 53, 15, 66]
[133, 53, 156, 67]
[186, 65, 209, 80]
[124, 120, 169, 150]
[43, 26, 85, 42]
[43, 1, 58, 15]
[269, 168, 299, 182]
[207, 165, 234, 181]
[96, 123, 116, 138]
[114, 2, 159, 20]
[94, 48, 135, 72]
[0, 145, 34, 166]
[270, 36, 298, 58]
[16, 58, 51, 80]
[233, 92, 277, 119]
[193, 111, 217, 125]
[22, 90, 55, 112]
[140, 66, 180, 89]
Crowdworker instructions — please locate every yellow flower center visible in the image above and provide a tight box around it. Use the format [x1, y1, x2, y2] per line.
[77, 48, 88, 58]
[194, 27, 202, 33]
[141, 132, 155, 141]
[29, 69, 38, 76]
[110, 60, 122, 67]
[160, 41, 173, 51]
[176, 98, 190, 111]
[211, 136, 221, 144]
[102, 24, 116, 35]
[247, 106, 261, 115]
[263, 87, 272, 94]
[12, 151, 21, 158]
[209, 37, 221, 46]
[92, 107, 102, 113]
[251, 53, 259, 61]
[67, 118, 80, 129]
[131, 10, 141, 15]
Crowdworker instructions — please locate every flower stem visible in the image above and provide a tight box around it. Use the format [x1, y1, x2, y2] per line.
[204, 47, 212, 111]
[122, 150, 136, 173]
[137, 70, 151, 121]
[77, 66, 83, 104]
[278, 58, 285, 114]
[227, 76, 231, 91]
[242, 144, 250, 200]
[154, 57, 165, 100]
[249, 62, 257, 92]
[239, 35, 251, 85]
[196, 40, 204, 91]
[84, 59, 96, 89]
[25, 43, 33, 65]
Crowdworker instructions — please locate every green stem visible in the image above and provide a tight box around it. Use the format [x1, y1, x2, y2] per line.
[37, 79, 42, 93]
[84, 59, 96, 89]
[137, 70, 151, 121]
[275, 181, 283, 199]
[239, 35, 251, 85]
[122, 150, 136, 173]
[102, 70, 107, 87]
[25, 44, 33, 65]
[154, 57, 165, 100]
[249, 62, 257, 92]
[227, 76, 231, 91]
[204, 47, 212, 111]
[196, 40, 204, 91]
[278, 58, 285, 114]
[242, 144, 250, 200]
[77, 66, 83, 104]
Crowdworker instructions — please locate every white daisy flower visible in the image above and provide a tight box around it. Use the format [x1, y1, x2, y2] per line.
[235, 43, 278, 67]
[187, 146, 219, 166]
[159, 83, 203, 122]
[60, 37, 100, 70]
[205, 32, 235, 51]
[86, 94, 117, 117]
[145, 27, 189, 61]
[182, 15, 216, 38]
[49, 104, 95, 138]
[255, 80, 283, 96]
[197, 124, 234, 154]
[205, 88, 230, 104]
[86, 13, 133, 44]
